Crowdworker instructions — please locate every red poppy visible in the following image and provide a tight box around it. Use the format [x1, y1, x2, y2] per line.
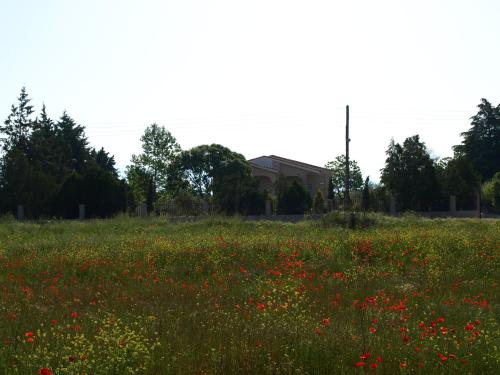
[370, 363, 378, 369]
[71, 312, 78, 318]
[25, 332, 33, 338]
[40, 369, 52, 375]
[314, 327, 322, 335]
[376, 356, 382, 363]
[26, 337, 34, 343]
[438, 353, 448, 361]
[322, 318, 330, 327]
[256, 303, 265, 311]
[355, 361, 366, 367]
[437, 317, 445, 323]
[369, 327, 377, 334]
[465, 323, 474, 331]
[360, 353, 371, 360]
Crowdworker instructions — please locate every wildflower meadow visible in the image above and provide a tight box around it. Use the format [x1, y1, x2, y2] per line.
[0, 215, 498, 374]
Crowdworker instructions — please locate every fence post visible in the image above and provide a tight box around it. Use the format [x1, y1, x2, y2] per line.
[78, 204, 85, 220]
[202, 200, 209, 215]
[137, 203, 148, 218]
[449, 195, 456, 215]
[265, 200, 271, 216]
[17, 205, 24, 221]
[389, 196, 396, 216]
[476, 191, 481, 219]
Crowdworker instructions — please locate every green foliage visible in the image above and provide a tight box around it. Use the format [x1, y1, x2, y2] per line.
[381, 135, 440, 211]
[171, 144, 265, 215]
[127, 124, 181, 202]
[276, 178, 312, 214]
[482, 172, 500, 212]
[56, 165, 126, 218]
[313, 189, 325, 214]
[325, 155, 363, 199]
[453, 98, 500, 181]
[0, 88, 125, 218]
[0, 87, 34, 152]
[320, 210, 380, 228]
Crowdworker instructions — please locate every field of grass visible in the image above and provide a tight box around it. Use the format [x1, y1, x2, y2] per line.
[0, 215, 498, 374]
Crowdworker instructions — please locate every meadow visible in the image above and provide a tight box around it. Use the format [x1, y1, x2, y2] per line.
[0, 215, 498, 374]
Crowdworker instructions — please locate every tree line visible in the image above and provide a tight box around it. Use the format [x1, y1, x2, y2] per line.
[0, 88, 499, 218]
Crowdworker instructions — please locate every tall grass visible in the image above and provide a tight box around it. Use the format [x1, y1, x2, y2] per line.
[0, 217, 498, 374]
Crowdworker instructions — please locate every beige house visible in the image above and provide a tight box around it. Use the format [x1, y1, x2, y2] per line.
[249, 155, 332, 199]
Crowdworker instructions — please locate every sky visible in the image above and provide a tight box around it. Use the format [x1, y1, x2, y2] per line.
[1, 0, 499, 182]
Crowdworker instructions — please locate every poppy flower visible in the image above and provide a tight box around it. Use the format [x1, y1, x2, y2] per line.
[25, 332, 33, 338]
[465, 323, 474, 331]
[40, 369, 52, 375]
[369, 327, 377, 334]
[360, 353, 371, 360]
[322, 318, 330, 327]
[438, 353, 448, 361]
[355, 361, 366, 367]
[71, 312, 78, 318]
[370, 363, 378, 369]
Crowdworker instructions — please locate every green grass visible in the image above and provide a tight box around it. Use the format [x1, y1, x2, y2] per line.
[0, 216, 498, 374]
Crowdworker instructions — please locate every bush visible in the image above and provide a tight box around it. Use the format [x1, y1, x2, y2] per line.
[482, 172, 500, 212]
[279, 180, 312, 214]
[313, 190, 325, 214]
[320, 211, 381, 229]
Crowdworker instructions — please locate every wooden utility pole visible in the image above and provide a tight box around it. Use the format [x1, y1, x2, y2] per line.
[344, 105, 350, 210]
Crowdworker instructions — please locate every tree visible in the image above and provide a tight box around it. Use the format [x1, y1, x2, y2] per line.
[381, 135, 440, 211]
[127, 124, 181, 203]
[172, 144, 264, 214]
[281, 180, 312, 214]
[54, 111, 90, 176]
[313, 190, 325, 213]
[453, 99, 500, 181]
[1, 89, 125, 218]
[0, 87, 34, 152]
[0, 88, 39, 216]
[325, 155, 363, 200]
[436, 157, 480, 208]
[362, 176, 370, 212]
[482, 172, 500, 212]
[91, 147, 118, 176]
[56, 166, 126, 218]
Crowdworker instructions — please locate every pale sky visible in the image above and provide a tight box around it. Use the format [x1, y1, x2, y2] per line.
[1, 0, 499, 182]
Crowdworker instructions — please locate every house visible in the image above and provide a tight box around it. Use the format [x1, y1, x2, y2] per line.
[248, 155, 332, 199]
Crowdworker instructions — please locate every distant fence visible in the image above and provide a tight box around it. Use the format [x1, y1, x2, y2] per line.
[8, 192, 499, 222]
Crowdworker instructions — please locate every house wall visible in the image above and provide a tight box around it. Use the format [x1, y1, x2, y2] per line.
[250, 157, 332, 200]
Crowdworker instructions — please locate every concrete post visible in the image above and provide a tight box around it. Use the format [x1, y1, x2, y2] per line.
[17, 205, 24, 221]
[138, 203, 148, 218]
[78, 204, 85, 220]
[476, 191, 481, 219]
[389, 196, 396, 216]
[449, 195, 456, 214]
[265, 200, 271, 216]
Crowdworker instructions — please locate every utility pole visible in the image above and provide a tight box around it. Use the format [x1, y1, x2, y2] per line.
[344, 105, 350, 210]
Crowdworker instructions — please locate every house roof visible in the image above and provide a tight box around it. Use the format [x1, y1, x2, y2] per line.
[249, 155, 330, 174]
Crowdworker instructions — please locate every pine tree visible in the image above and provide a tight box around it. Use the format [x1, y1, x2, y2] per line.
[1, 87, 34, 152]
